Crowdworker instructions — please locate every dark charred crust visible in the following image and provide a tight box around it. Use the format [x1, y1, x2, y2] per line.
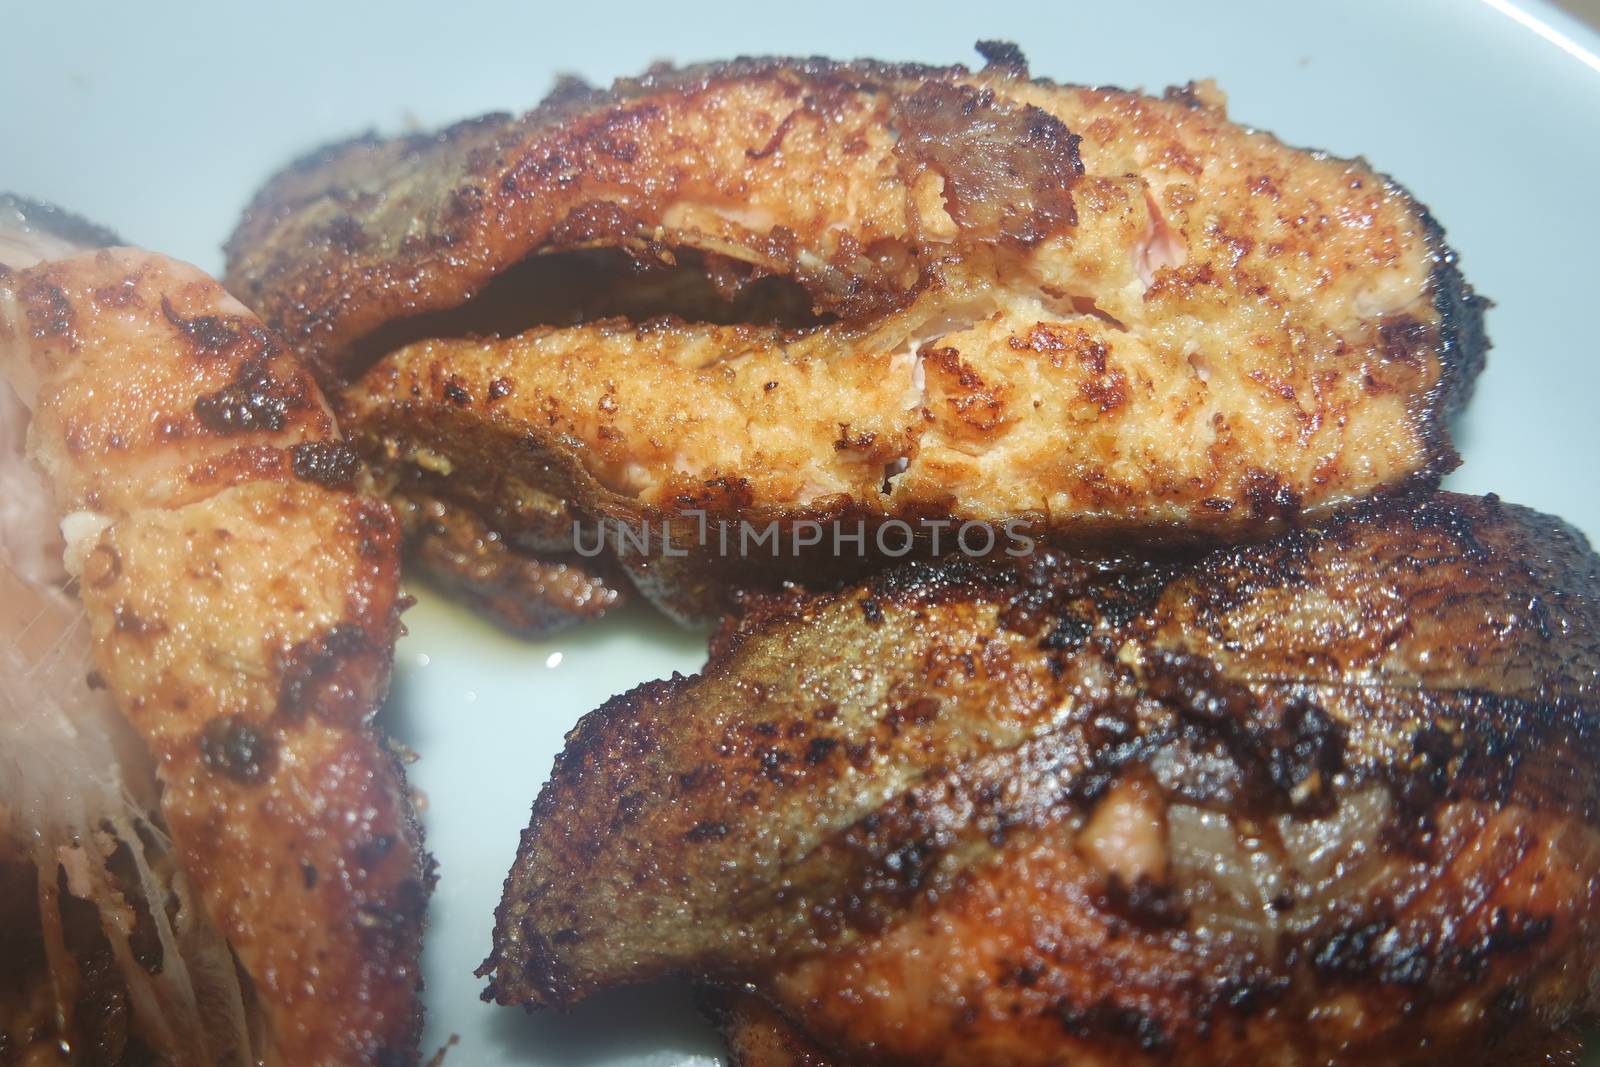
[1263, 700, 1345, 813]
[1419, 205, 1491, 426]
[1311, 906, 1555, 1000]
[276, 622, 375, 721]
[805, 736, 841, 766]
[1328, 179, 1486, 492]
[378, 745, 434, 1067]
[1143, 650, 1259, 725]
[1138, 652, 1351, 814]
[1039, 611, 1093, 650]
[353, 496, 402, 562]
[542, 74, 599, 109]
[975, 40, 1029, 72]
[291, 440, 362, 489]
[1057, 999, 1171, 1053]
[1378, 313, 1432, 365]
[198, 715, 278, 785]
[193, 357, 310, 435]
[19, 276, 74, 338]
[1098, 873, 1189, 929]
[161, 296, 243, 354]
[1239, 468, 1303, 522]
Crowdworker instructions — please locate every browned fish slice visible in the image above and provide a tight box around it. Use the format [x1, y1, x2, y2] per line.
[484, 493, 1599, 1067]
[229, 44, 1486, 625]
[225, 47, 1085, 380]
[1, 205, 430, 1066]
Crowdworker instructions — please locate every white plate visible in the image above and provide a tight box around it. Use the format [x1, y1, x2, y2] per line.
[6, 1, 1600, 1062]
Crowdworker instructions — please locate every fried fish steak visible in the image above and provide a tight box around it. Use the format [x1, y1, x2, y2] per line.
[483, 493, 1600, 1067]
[0, 206, 429, 1066]
[227, 44, 1486, 625]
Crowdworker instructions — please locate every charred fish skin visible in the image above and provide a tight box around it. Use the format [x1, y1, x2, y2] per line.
[0, 225, 430, 1066]
[484, 493, 1600, 1067]
[227, 45, 1487, 628]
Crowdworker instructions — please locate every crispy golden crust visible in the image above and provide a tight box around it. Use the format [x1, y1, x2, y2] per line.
[224, 53, 1083, 379]
[4, 254, 339, 516]
[484, 494, 1599, 1066]
[0, 250, 428, 1066]
[231, 47, 1486, 625]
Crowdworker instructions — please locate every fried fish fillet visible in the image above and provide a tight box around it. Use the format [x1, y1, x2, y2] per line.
[483, 493, 1600, 1066]
[226, 45, 1486, 626]
[0, 197, 429, 1066]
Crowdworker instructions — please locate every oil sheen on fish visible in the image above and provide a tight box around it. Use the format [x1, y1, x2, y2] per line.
[225, 44, 1487, 627]
[484, 493, 1599, 1067]
[0, 195, 429, 1066]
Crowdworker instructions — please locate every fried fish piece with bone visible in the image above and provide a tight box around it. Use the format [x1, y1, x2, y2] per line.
[227, 45, 1486, 625]
[0, 196, 429, 1066]
[484, 493, 1600, 1066]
